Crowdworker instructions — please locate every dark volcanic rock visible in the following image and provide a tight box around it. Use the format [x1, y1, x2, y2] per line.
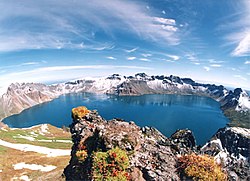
[170, 129, 196, 154]
[202, 127, 250, 180]
[64, 107, 250, 180]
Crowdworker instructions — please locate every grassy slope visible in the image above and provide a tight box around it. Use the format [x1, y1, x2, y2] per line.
[224, 109, 250, 129]
[0, 124, 72, 180]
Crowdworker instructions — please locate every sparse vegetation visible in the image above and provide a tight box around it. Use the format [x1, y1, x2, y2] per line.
[0, 124, 72, 181]
[224, 108, 250, 129]
[76, 150, 88, 162]
[177, 154, 227, 181]
[92, 147, 130, 181]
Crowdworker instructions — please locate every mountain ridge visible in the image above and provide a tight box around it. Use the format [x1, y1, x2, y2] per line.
[0, 73, 249, 128]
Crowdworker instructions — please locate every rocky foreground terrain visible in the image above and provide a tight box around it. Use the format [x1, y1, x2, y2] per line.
[64, 106, 250, 181]
[0, 73, 249, 128]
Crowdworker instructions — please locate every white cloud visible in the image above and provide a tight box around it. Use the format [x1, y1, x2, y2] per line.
[210, 64, 222, 67]
[154, 17, 176, 25]
[244, 60, 250, 64]
[204, 66, 210, 71]
[185, 53, 199, 62]
[231, 32, 250, 56]
[208, 59, 224, 63]
[127, 57, 136, 60]
[140, 58, 151, 62]
[162, 10, 166, 15]
[21, 62, 40, 65]
[166, 54, 179, 61]
[125, 47, 138, 53]
[0, 0, 180, 52]
[141, 53, 152, 57]
[193, 62, 200, 65]
[106, 56, 116, 60]
[222, 1, 250, 57]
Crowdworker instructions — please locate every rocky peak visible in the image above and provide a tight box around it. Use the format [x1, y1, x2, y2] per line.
[202, 127, 250, 180]
[64, 106, 250, 180]
[64, 106, 180, 180]
[106, 74, 122, 80]
[234, 88, 243, 97]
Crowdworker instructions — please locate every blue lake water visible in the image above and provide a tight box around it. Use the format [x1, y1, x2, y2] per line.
[3, 93, 229, 145]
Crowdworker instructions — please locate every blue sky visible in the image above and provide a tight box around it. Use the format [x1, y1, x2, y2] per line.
[0, 0, 249, 91]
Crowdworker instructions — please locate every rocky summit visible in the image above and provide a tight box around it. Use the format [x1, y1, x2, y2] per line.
[64, 106, 250, 181]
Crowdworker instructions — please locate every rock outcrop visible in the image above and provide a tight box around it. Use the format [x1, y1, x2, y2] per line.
[202, 127, 250, 180]
[64, 107, 180, 180]
[64, 106, 250, 180]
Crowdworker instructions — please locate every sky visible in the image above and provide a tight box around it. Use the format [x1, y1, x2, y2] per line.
[0, 0, 250, 93]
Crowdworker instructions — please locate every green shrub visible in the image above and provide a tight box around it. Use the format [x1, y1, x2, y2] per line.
[92, 147, 130, 181]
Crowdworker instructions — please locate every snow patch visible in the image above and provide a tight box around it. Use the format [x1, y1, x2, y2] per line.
[0, 139, 70, 157]
[230, 127, 250, 138]
[13, 135, 35, 141]
[39, 124, 49, 135]
[12, 175, 31, 181]
[210, 138, 223, 150]
[214, 151, 228, 165]
[236, 91, 250, 111]
[19, 175, 31, 181]
[13, 162, 56, 172]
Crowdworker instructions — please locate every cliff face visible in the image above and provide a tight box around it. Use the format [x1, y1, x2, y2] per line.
[64, 107, 250, 181]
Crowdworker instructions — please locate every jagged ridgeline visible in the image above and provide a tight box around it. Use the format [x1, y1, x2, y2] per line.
[64, 106, 250, 181]
[0, 73, 250, 128]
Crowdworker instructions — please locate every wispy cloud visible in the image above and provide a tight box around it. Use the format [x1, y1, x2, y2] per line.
[204, 66, 210, 72]
[125, 47, 138, 53]
[106, 56, 117, 60]
[222, 0, 250, 57]
[21, 62, 40, 65]
[210, 64, 222, 67]
[208, 59, 224, 64]
[141, 53, 152, 57]
[127, 57, 136, 60]
[140, 58, 151, 62]
[245, 60, 250, 64]
[165, 54, 180, 61]
[0, 0, 180, 52]
[185, 53, 199, 62]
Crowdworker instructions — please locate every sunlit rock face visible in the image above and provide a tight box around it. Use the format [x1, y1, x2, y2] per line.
[64, 107, 250, 180]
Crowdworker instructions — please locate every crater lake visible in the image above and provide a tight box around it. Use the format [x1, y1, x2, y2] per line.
[3, 93, 229, 145]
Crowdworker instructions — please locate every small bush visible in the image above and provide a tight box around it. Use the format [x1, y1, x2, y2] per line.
[76, 150, 88, 162]
[72, 106, 90, 119]
[92, 147, 130, 181]
[177, 154, 227, 181]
